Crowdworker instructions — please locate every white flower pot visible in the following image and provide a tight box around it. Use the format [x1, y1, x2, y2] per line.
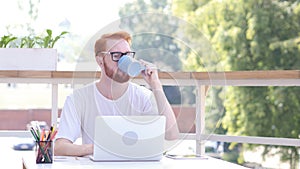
[0, 48, 57, 70]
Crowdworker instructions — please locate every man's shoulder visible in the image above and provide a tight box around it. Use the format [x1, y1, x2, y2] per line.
[72, 82, 96, 96]
[129, 82, 146, 90]
[129, 82, 151, 95]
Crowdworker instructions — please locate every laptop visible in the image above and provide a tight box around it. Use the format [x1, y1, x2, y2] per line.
[90, 115, 166, 162]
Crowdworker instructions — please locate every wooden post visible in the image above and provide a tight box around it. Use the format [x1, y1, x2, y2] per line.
[51, 84, 58, 127]
[195, 85, 206, 156]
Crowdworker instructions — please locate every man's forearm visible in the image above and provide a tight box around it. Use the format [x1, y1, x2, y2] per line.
[152, 86, 179, 140]
[54, 138, 93, 156]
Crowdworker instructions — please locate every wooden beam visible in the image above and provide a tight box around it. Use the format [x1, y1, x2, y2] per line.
[0, 70, 299, 80]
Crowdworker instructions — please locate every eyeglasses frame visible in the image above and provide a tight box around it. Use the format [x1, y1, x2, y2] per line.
[96, 51, 136, 62]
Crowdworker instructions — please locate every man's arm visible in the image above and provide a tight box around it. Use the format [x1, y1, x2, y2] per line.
[141, 61, 179, 140]
[54, 96, 93, 156]
[54, 138, 93, 156]
[152, 84, 179, 140]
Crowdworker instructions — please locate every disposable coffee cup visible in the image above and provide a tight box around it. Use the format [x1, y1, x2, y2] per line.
[118, 55, 145, 77]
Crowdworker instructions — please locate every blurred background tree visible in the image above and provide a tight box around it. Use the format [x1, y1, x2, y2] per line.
[119, 0, 183, 104]
[172, 0, 300, 168]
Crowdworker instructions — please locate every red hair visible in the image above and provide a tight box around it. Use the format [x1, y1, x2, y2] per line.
[94, 31, 131, 56]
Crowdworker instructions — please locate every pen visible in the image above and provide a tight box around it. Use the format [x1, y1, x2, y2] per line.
[34, 122, 41, 139]
[40, 129, 45, 141]
[46, 126, 53, 141]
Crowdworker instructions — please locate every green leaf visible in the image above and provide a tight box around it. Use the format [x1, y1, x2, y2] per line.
[46, 29, 52, 37]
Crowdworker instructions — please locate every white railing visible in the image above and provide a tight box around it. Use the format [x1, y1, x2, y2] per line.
[0, 70, 300, 155]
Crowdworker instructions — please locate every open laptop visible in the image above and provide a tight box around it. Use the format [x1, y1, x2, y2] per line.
[90, 115, 166, 162]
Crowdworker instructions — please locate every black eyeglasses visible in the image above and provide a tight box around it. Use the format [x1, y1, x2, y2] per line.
[98, 51, 135, 62]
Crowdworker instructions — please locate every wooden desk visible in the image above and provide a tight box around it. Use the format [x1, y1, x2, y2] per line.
[0, 138, 248, 169]
[22, 154, 249, 169]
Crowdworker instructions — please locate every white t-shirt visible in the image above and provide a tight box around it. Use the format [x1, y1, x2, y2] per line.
[56, 82, 158, 144]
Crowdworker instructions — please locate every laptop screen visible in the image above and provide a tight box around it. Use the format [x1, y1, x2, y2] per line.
[92, 116, 166, 161]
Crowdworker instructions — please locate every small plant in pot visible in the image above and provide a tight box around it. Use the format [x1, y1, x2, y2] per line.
[0, 29, 68, 70]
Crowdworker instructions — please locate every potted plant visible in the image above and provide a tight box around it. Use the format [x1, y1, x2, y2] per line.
[0, 29, 68, 71]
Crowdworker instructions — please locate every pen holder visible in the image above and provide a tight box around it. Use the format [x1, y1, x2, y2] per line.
[35, 141, 53, 164]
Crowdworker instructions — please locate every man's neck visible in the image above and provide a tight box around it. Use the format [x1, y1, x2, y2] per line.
[96, 77, 129, 100]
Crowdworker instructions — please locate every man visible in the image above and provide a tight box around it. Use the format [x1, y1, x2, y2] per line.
[54, 31, 179, 156]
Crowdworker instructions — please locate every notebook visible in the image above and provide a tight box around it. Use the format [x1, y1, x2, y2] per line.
[90, 115, 166, 162]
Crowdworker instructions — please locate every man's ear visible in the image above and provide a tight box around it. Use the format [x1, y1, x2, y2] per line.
[96, 56, 103, 65]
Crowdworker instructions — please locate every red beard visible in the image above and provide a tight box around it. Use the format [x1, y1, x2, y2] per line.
[103, 61, 130, 83]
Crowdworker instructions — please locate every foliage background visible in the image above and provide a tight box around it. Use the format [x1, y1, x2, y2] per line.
[171, 0, 300, 168]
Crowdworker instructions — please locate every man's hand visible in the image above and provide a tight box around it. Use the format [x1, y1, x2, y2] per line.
[140, 59, 162, 90]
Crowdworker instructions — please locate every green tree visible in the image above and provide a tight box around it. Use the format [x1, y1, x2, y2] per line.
[119, 0, 182, 71]
[173, 0, 228, 137]
[222, 1, 300, 168]
[119, 0, 183, 104]
[173, 0, 300, 168]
